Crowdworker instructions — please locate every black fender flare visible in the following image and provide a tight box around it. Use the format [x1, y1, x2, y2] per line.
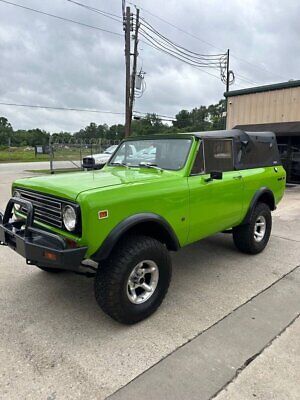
[241, 187, 276, 225]
[92, 213, 180, 261]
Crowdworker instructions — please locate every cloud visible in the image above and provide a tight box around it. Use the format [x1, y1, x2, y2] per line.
[0, 0, 299, 132]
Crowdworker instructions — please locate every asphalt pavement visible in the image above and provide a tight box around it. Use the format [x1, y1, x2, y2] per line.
[0, 164, 299, 400]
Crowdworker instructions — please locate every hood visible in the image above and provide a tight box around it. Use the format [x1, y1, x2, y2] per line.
[84, 152, 109, 160]
[13, 167, 171, 201]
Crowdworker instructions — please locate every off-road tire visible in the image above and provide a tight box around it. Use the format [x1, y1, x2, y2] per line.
[232, 202, 272, 254]
[37, 266, 64, 273]
[94, 235, 172, 324]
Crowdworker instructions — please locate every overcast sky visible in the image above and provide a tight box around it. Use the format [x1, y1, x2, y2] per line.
[0, 0, 299, 132]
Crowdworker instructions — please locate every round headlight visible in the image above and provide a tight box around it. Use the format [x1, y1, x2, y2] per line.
[13, 190, 21, 211]
[62, 205, 77, 232]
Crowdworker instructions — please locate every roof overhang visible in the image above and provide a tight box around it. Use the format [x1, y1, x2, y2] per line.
[234, 122, 300, 136]
[224, 80, 300, 98]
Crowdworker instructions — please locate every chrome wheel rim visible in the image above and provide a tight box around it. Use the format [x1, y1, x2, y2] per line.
[254, 215, 266, 242]
[127, 260, 159, 304]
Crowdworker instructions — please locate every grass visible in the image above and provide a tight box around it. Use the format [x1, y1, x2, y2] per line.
[0, 146, 92, 163]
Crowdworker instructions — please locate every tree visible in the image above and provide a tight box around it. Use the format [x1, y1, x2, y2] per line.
[173, 110, 191, 129]
[0, 99, 227, 148]
[51, 131, 72, 142]
[207, 99, 226, 130]
[131, 113, 166, 136]
[107, 124, 125, 141]
[0, 117, 13, 146]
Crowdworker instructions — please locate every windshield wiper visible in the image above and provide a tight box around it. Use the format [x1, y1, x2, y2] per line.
[139, 162, 163, 171]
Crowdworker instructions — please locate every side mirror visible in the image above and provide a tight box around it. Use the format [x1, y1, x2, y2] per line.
[204, 171, 223, 182]
[211, 171, 223, 180]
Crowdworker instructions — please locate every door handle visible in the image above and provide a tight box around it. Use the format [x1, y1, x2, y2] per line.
[233, 175, 242, 180]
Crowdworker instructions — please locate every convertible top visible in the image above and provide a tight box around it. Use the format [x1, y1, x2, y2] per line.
[127, 129, 277, 143]
[123, 129, 281, 170]
[193, 129, 276, 142]
[194, 129, 281, 169]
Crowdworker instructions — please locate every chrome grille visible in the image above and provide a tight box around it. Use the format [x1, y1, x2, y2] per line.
[17, 189, 63, 228]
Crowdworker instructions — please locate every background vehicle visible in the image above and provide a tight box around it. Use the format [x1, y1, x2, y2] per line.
[82, 144, 118, 169]
[0, 130, 286, 324]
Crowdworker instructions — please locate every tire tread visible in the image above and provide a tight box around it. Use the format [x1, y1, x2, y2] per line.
[95, 235, 171, 324]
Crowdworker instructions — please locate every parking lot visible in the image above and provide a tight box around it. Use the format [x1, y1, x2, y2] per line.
[0, 163, 299, 400]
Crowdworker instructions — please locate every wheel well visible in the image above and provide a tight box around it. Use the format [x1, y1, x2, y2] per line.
[119, 221, 179, 251]
[92, 214, 180, 262]
[241, 189, 276, 225]
[256, 191, 275, 211]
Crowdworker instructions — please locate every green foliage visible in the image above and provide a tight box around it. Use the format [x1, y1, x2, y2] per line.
[0, 99, 226, 147]
[107, 124, 125, 140]
[173, 100, 226, 132]
[131, 113, 169, 136]
[0, 117, 13, 145]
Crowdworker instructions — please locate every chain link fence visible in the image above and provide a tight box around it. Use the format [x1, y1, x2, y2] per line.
[49, 138, 121, 173]
[0, 138, 121, 173]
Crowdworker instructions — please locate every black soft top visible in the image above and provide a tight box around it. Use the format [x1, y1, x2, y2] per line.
[194, 129, 280, 169]
[123, 129, 281, 169]
[127, 129, 277, 143]
[193, 129, 276, 142]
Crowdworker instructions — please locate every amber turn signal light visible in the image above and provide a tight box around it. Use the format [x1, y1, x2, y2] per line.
[43, 251, 58, 261]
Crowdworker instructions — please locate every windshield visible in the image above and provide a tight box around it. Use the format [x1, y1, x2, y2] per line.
[109, 138, 192, 170]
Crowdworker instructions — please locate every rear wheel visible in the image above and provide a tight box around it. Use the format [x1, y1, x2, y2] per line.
[233, 202, 272, 254]
[94, 235, 172, 324]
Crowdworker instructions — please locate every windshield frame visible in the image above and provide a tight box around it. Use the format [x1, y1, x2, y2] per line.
[108, 137, 193, 171]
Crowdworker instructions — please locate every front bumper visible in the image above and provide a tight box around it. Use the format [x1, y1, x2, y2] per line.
[0, 197, 87, 271]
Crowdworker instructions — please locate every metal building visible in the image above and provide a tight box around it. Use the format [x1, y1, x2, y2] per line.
[225, 80, 300, 184]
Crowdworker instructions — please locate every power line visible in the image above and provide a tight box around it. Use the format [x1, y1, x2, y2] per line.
[140, 29, 224, 69]
[0, 0, 123, 37]
[0, 101, 176, 121]
[140, 19, 224, 60]
[236, 74, 259, 85]
[0, 101, 125, 115]
[130, 2, 286, 81]
[66, 0, 122, 23]
[140, 18, 225, 61]
[135, 15, 230, 85]
[130, 3, 223, 52]
[140, 39, 222, 81]
[140, 29, 224, 67]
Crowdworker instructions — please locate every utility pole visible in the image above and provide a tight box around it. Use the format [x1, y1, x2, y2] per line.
[128, 7, 140, 135]
[123, 6, 140, 137]
[226, 49, 230, 93]
[124, 6, 132, 137]
[225, 48, 230, 129]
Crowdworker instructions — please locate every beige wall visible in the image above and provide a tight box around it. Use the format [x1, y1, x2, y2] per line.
[226, 86, 300, 129]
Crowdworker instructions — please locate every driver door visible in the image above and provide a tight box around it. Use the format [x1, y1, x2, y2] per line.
[187, 139, 244, 244]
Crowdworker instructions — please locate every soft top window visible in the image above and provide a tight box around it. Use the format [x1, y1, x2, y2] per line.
[204, 139, 234, 173]
[237, 135, 281, 169]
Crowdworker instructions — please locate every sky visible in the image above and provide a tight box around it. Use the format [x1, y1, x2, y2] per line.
[0, 0, 299, 133]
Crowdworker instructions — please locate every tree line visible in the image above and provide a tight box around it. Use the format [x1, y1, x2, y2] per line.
[0, 99, 226, 147]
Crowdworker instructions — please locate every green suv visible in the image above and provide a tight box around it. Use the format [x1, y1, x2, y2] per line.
[0, 130, 285, 324]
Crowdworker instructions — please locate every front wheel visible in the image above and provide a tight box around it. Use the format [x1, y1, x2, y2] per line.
[232, 202, 272, 254]
[94, 235, 172, 324]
